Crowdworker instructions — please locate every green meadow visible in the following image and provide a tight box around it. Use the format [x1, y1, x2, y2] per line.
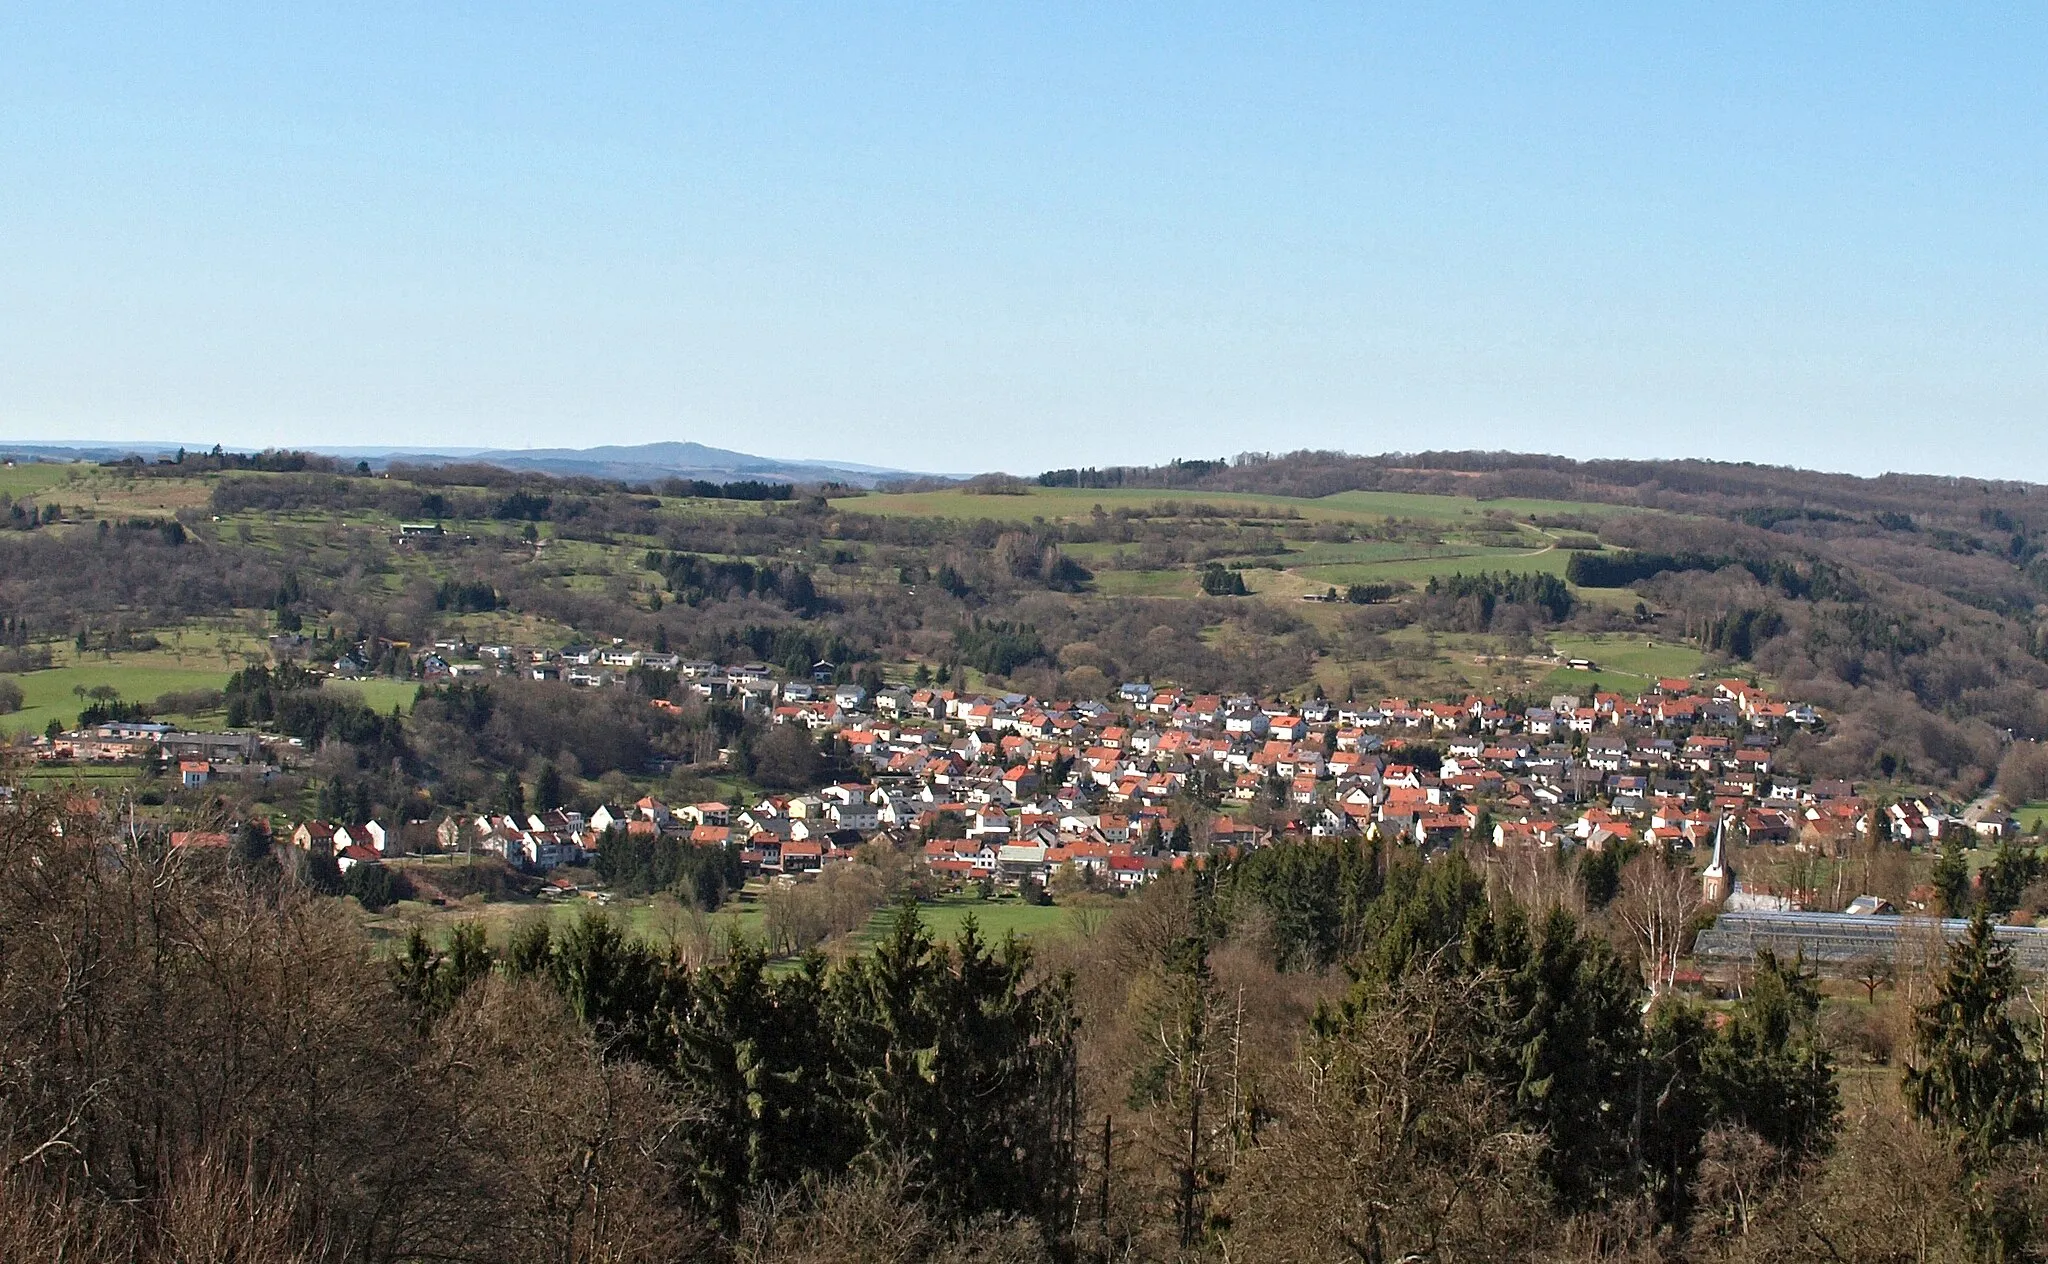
[830, 484, 1620, 527]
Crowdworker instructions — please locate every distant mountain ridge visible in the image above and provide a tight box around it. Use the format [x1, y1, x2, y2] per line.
[452, 441, 913, 486]
[0, 439, 925, 488]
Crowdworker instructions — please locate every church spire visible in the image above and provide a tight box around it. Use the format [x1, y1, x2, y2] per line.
[1701, 815, 1732, 906]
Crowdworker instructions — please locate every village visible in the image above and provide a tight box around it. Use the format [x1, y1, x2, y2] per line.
[29, 634, 2027, 918]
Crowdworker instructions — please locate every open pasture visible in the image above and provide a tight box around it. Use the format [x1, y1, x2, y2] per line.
[831, 484, 1621, 527]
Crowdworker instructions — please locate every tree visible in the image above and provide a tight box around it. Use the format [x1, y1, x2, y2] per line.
[1222, 966, 1550, 1261]
[1932, 840, 1972, 917]
[499, 768, 526, 818]
[1853, 953, 1896, 1002]
[1613, 850, 1697, 997]
[1200, 564, 1247, 597]
[1703, 952, 1838, 1162]
[230, 819, 272, 873]
[340, 862, 402, 911]
[1980, 839, 2041, 915]
[1905, 913, 2044, 1155]
[533, 761, 565, 813]
[1128, 928, 1218, 1249]
[753, 723, 822, 790]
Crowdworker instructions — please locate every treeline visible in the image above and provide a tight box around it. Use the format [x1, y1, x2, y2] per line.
[1566, 547, 1855, 599]
[1036, 458, 1231, 489]
[593, 831, 745, 908]
[655, 477, 794, 501]
[1418, 570, 1574, 630]
[11, 795, 2048, 1260]
[641, 550, 825, 615]
[0, 799, 1078, 1261]
[141, 445, 343, 473]
[210, 471, 676, 540]
[224, 663, 409, 764]
[953, 618, 1049, 675]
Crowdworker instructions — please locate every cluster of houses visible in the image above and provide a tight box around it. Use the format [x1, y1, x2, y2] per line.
[50, 629, 2021, 906]
[319, 634, 825, 703]
[27, 720, 273, 782]
[230, 663, 2024, 905]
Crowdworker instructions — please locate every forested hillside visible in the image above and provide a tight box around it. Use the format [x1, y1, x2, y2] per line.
[1040, 450, 2048, 793]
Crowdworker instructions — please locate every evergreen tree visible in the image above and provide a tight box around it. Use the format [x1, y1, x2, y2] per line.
[1468, 903, 1643, 1213]
[229, 819, 272, 873]
[1905, 913, 2045, 1155]
[1981, 840, 2042, 915]
[672, 945, 848, 1229]
[1710, 952, 1837, 1153]
[1933, 840, 1973, 917]
[391, 922, 492, 1029]
[547, 911, 667, 1059]
[1128, 927, 1218, 1249]
[500, 768, 526, 819]
[533, 761, 564, 813]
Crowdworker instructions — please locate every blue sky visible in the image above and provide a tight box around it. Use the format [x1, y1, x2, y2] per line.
[2, 4, 2044, 477]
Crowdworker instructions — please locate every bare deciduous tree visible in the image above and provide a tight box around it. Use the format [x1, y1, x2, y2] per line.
[1614, 851, 1700, 997]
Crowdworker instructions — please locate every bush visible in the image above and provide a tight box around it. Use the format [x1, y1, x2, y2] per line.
[0, 679, 21, 714]
[341, 863, 412, 912]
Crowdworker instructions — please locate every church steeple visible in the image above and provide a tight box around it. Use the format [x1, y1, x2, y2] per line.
[1701, 815, 1732, 906]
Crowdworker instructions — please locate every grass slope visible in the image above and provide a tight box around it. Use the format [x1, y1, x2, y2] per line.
[832, 485, 1620, 527]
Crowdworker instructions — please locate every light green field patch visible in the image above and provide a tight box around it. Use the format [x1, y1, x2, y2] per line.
[846, 894, 1085, 952]
[833, 487, 1323, 523]
[833, 485, 1624, 527]
[2018, 803, 2048, 834]
[0, 659, 238, 734]
[1313, 490, 1623, 522]
[1091, 569, 1200, 597]
[1294, 546, 1572, 587]
[0, 462, 82, 498]
[324, 679, 419, 714]
[1543, 634, 1706, 684]
[1238, 540, 1469, 568]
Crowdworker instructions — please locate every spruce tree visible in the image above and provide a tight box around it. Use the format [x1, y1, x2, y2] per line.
[1932, 841, 1972, 917]
[533, 761, 564, 813]
[500, 768, 526, 818]
[1905, 913, 2044, 1154]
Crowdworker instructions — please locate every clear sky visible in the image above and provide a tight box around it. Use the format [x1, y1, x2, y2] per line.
[3, 4, 2044, 478]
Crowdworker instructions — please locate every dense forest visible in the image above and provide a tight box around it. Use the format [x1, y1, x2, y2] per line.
[6, 789, 2048, 1262]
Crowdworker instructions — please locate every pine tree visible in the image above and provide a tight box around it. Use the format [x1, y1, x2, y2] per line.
[1981, 840, 2042, 915]
[1129, 929, 1216, 1249]
[500, 768, 526, 818]
[1905, 913, 2044, 1155]
[1702, 950, 1838, 1159]
[533, 761, 564, 813]
[1932, 841, 1972, 917]
[1468, 903, 1644, 1213]
[229, 819, 272, 872]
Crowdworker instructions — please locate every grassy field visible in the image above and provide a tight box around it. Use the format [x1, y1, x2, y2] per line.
[326, 678, 420, 714]
[362, 883, 1081, 963]
[0, 658, 238, 734]
[0, 462, 80, 497]
[846, 892, 1087, 951]
[1090, 569, 1202, 597]
[2019, 803, 2048, 833]
[1545, 634, 1706, 679]
[1293, 545, 1572, 587]
[1314, 489, 1625, 521]
[831, 485, 1620, 527]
